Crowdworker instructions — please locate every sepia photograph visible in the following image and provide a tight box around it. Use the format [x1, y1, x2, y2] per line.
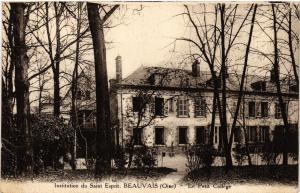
[0, 1, 299, 193]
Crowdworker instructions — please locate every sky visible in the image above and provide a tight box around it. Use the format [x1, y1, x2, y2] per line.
[103, 3, 299, 81]
[105, 4, 188, 80]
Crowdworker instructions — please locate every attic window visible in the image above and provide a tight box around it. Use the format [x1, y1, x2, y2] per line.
[251, 81, 266, 92]
[148, 74, 155, 85]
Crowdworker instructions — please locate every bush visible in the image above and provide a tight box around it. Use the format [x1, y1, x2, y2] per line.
[259, 141, 281, 166]
[185, 145, 215, 173]
[232, 144, 248, 166]
[113, 146, 128, 169]
[132, 144, 157, 171]
[31, 114, 74, 172]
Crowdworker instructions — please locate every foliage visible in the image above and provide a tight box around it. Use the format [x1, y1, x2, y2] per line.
[259, 142, 281, 165]
[113, 146, 128, 169]
[132, 144, 157, 171]
[31, 114, 74, 172]
[232, 144, 248, 166]
[185, 145, 215, 173]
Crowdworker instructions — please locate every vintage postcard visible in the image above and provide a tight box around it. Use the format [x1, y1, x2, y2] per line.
[1, 1, 299, 193]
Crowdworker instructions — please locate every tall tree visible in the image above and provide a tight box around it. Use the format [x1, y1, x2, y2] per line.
[180, 4, 254, 170]
[87, 2, 119, 176]
[271, 4, 290, 165]
[11, 2, 33, 174]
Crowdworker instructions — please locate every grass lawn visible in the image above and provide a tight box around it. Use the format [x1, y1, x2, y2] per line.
[181, 165, 298, 186]
[2, 167, 177, 182]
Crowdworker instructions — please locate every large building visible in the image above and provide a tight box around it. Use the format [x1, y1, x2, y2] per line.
[108, 56, 298, 170]
[72, 56, 298, 170]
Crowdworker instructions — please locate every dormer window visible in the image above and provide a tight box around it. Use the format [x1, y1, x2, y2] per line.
[148, 74, 155, 85]
[251, 81, 266, 92]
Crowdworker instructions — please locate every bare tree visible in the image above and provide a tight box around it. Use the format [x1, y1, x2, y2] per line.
[179, 3, 255, 170]
[271, 4, 290, 165]
[87, 2, 119, 176]
[11, 2, 33, 174]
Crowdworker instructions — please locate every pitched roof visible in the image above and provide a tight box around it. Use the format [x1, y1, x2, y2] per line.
[119, 66, 297, 94]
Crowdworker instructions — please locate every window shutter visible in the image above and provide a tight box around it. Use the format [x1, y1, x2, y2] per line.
[164, 98, 168, 116]
[149, 98, 155, 115]
[194, 99, 197, 117]
[231, 101, 237, 117]
[176, 98, 179, 117]
[205, 126, 210, 144]
[168, 98, 173, 113]
[186, 99, 190, 117]
[203, 100, 207, 117]
[245, 101, 249, 118]
[256, 102, 261, 117]
[239, 103, 244, 117]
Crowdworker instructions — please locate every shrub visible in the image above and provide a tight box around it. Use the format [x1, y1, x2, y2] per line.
[185, 145, 215, 173]
[132, 144, 157, 171]
[232, 144, 248, 166]
[31, 114, 74, 172]
[113, 146, 128, 169]
[259, 140, 284, 166]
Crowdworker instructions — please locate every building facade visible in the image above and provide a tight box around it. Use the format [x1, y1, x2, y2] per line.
[109, 56, 298, 169]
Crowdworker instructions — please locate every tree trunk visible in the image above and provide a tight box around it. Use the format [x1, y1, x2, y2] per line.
[229, 5, 257, 148]
[11, 2, 33, 174]
[219, 3, 233, 170]
[272, 4, 290, 165]
[209, 92, 217, 145]
[87, 3, 111, 176]
[53, 2, 62, 117]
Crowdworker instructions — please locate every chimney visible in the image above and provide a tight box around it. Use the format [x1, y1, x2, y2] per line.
[116, 55, 122, 83]
[270, 66, 279, 82]
[192, 59, 200, 77]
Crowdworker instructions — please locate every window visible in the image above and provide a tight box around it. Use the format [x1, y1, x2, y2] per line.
[179, 127, 188, 144]
[178, 98, 189, 117]
[247, 126, 257, 142]
[155, 97, 164, 116]
[196, 126, 205, 144]
[155, 127, 164, 145]
[251, 81, 266, 91]
[275, 103, 287, 119]
[248, 101, 256, 117]
[85, 91, 91, 100]
[78, 110, 95, 129]
[84, 110, 95, 128]
[273, 125, 284, 144]
[234, 127, 242, 143]
[258, 126, 269, 142]
[132, 97, 142, 112]
[133, 128, 143, 145]
[168, 98, 174, 112]
[195, 98, 206, 117]
[261, 102, 268, 117]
